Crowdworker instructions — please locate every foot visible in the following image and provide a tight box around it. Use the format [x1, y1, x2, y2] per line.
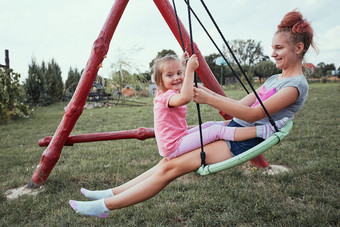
[81, 188, 114, 200]
[69, 199, 110, 218]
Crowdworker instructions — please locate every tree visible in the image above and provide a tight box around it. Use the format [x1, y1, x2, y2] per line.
[138, 72, 151, 83]
[46, 59, 63, 102]
[110, 48, 147, 90]
[323, 63, 336, 74]
[65, 67, 81, 94]
[253, 60, 281, 83]
[205, 53, 257, 85]
[149, 49, 177, 71]
[111, 59, 133, 89]
[24, 58, 51, 105]
[0, 68, 29, 122]
[24, 58, 63, 105]
[312, 62, 336, 78]
[224, 39, 267, 67]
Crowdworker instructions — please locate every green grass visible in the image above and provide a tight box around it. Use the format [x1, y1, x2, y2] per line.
[1, 83, 339, 226]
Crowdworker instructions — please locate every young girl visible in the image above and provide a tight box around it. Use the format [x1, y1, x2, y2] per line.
[152, 53, 287, 160]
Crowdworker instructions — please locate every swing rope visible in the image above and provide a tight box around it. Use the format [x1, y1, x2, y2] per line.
[184, 0, 279, 132]
[172, 0, 185, 52]
[177, 1, 293, 175]
[172, 0, 206, 166]
[182, 0, 248, 93]
[170, 0, 292, 175]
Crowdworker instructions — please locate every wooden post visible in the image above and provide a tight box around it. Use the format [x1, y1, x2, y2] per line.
[27, 0, 130, 188]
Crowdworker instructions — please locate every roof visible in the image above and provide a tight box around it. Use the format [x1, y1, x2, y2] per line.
[304, 63, 316, 69]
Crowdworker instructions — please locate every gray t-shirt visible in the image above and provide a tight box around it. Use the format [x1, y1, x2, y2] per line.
[234, 74, 309, 127]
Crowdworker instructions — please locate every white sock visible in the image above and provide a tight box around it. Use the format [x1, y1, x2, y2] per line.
[81, 188, 114, 200]
[69, 199, 110, 218]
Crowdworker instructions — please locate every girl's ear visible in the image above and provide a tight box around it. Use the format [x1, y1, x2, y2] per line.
[296, 42, 304, 55]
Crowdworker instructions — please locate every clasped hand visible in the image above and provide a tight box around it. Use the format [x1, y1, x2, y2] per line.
[193, 85, 214, 104]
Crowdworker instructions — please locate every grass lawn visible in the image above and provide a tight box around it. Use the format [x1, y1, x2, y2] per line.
[0, 83, 339, 226]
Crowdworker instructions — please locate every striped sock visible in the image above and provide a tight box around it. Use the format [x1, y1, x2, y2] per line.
[69, 199, 110, 218]
[81, 188, 114, 200]
[256, 117, 289, 139]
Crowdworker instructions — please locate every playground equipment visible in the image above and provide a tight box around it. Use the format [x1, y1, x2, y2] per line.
[28, 0, 269, 189]
[0, 49, 10, 68]
[38, 127, 155, 147]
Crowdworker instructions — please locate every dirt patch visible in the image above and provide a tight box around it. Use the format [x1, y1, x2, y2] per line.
[5, 185, 44, 200]
[242, 163, 291, 175]
[264, 165, 291, 175]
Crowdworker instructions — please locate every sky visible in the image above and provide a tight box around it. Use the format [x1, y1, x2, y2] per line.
[1, 0, 339, 83]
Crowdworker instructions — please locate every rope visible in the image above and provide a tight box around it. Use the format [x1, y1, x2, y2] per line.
[172, 0, 185, 52]
[183, 0, 248, 93]
[187, 0, 206, 167]
[188, 0, 279, 132]
[172, 0, 206, 166]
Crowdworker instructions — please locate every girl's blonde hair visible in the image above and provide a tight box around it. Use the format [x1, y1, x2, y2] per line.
[152, 54, 180, 91]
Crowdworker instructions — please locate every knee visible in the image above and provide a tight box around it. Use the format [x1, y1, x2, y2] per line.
[158, 162, 174, 175]
[203, 121, 215, 127]
[156, 162, 180, 182]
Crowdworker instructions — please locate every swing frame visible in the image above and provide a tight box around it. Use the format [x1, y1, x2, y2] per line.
[29, 0, 271, 188]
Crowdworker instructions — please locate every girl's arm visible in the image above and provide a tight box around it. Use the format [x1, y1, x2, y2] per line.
[193, 86, 299, 123]
[196, 84, 260, 107]
[168, 54, 199, 107]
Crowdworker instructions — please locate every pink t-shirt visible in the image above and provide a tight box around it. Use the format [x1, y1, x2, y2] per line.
[251, 86, 276, 107]
[154, 89, 188, 157]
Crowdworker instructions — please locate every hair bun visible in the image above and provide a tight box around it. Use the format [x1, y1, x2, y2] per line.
[276, 10, 316, 57]
[292, 19, 310, 34]
[277, 10, 303, 30]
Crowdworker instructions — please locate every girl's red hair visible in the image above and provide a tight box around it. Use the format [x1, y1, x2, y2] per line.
[277, 10, 317, 56]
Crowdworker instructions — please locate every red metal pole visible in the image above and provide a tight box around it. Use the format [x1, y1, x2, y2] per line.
[153, 0, 268, 168]
[38, 127, 155, 147]
[28, 0, 130, 188]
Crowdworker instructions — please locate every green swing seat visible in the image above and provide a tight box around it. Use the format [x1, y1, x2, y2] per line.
[196, 120, 293, 176]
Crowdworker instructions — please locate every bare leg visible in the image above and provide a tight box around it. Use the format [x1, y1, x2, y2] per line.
[234, 127, 257, 141]
[87, 118, 287, 198]
[104, 140, 231, 210]
[112, 158, 168, 195]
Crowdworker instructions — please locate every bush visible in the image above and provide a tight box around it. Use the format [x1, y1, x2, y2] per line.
[0, 68, 29, 122]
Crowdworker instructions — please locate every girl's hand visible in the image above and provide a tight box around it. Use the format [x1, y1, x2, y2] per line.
[186, 54, 199, 72]
[195, 84, 216, 95]
[193, 86, 212, 104]
[181, 51, 190, 67]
